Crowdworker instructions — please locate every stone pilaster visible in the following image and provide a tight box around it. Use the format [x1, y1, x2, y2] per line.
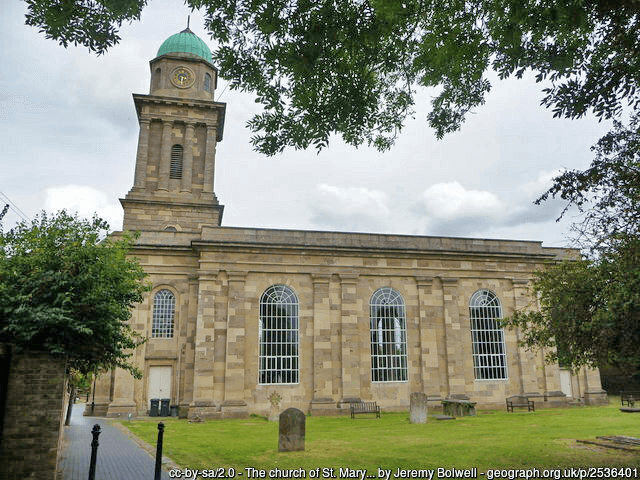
[106, 367, 137, 417]
[85, 371, 112, 416]
[441, 277, 464, 397]
[540, 347, 567, 407]
[203, 124, 217, 196]
[179, 275, 199, 412]
[581, 367, 608, 405]
[158, 120, 172, 191]
[416, 276, 441, 395]
[339, 274, 361, 404]
[189, 271, 220, 418]
[222, 272, 249, 417]
[510, 278, 540, 395]
[310, 274, 338, 414]
[180, 122, 195, 192]
[133, 118, 151, 190]
[212, 271, 228, 407]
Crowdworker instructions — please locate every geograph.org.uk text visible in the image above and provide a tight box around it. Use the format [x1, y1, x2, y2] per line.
[168, 466, 639, 480]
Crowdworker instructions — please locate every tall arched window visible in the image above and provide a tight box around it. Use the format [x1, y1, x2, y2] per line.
[469, 289, 507, 380]
[370, 287, 407, 382]
[170, 144, 183, 179]
[152, 289, 175, 338]
[204, 73, 212, 92]
[259, 285, 299, 384]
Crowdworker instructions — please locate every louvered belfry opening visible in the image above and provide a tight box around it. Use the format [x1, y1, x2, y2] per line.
[170, 144, 183, 179]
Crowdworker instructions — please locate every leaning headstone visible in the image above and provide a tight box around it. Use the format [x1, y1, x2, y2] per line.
[278, 408, 305, 452]
[410, 392, 428, 424]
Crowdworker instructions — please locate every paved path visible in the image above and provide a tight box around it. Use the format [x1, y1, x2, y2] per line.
[58, 403, 172, 480]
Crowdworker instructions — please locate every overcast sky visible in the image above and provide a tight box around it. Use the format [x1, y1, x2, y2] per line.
[1, 0, 612, 247]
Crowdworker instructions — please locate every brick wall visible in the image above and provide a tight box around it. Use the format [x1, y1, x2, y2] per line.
[0, 346, 67, 480]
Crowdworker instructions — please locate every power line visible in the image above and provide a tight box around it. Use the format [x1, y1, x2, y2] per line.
[0, 192, 30, 223]
[217, 79, 231, 100]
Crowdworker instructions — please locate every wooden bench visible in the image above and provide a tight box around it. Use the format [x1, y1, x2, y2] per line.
[506, 395, 535, 412]
[350, 401, 381, 419]
[621, 391, 640, 407]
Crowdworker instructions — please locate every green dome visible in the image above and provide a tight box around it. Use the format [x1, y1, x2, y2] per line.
[156, 27, 212, 62]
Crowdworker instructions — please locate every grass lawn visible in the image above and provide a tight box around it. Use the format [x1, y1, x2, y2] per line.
[123, 399, 640, 476]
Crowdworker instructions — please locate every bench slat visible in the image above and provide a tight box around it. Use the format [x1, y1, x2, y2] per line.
[350, 402, 381, 419]
[621, 391, 640, 406]
[506, 396, 535, 412]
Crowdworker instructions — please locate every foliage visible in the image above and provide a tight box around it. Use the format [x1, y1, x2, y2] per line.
[505, 116, 640, 374]
[537, 111, 640, 252]
[506, 238, 640, 374]
[23, 0, 640, 155]
[69, 369, 93, 392]
[124, 405, 638, 471]
[24, 0, 147, 55]
[0, 210, 149, 377]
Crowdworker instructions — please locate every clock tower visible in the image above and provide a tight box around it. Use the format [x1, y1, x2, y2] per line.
[121, 27, 226, 233]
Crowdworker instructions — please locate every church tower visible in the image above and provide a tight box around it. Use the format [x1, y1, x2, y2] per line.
[121, 27, 226, 233]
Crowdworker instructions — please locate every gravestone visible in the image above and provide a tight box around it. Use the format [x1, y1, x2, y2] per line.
[410, 392, 428, 424]
[278, 408, 305, 452]
[268, 391, 281, 422]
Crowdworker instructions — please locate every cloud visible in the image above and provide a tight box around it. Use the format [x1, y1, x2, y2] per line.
[417, 179, 565, 237]
[308, 184, 390, 232]
[0, 94, 50, 122]
[44, 185, 123, 231]
[421, 182, 503, 220]
[518, 169, 565, 198]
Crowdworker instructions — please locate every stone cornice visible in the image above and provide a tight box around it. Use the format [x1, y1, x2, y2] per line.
[132, 93, 226, 141]
[190, 239, 557, 263]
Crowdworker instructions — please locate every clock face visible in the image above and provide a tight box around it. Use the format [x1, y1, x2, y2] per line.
[171, 67, 194, 88]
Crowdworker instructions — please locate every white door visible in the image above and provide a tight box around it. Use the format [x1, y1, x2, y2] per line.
[559, 369, 573, 398]
[148, 366, 172, 409]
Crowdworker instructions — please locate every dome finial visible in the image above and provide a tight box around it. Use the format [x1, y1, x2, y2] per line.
[180, 16, 194, 34]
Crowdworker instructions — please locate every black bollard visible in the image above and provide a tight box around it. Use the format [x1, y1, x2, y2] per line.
[154, 422, 165, 480]
[88, 424, 101, 480]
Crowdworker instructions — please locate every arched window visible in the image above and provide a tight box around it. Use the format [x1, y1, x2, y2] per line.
[152, 289, 175, 338]
[259, 285, 299, 384]
[370, 287, 407, 382]
[204, 73, 212, 92]
[170, 144, 183, 179]
[469, 290, 507, 380]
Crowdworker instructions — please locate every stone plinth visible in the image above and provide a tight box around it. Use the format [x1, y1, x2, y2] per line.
[544, 391, 567, 408]
[584, 390, 608, 406]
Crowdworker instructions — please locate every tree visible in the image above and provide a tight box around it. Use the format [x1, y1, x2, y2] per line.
[64, 369, 93, 426]
[23, 0, 640, 155]
[506, 241, 639, 375]
[0, 210, 149, 377]
[537, 112, 640, 252]
[504, 116, 640, 375]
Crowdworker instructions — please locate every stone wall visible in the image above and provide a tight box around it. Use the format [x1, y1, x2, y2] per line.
[94, 226, 607, 418]
[0, 346, 67, 480]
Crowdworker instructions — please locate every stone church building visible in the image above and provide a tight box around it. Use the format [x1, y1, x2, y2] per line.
[91, 28, 607, 419]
